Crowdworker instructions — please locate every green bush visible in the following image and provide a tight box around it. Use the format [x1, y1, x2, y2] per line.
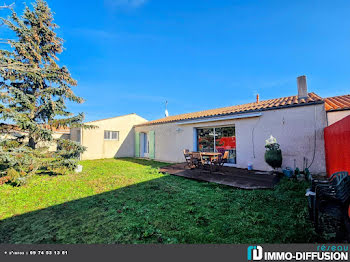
[265, 149, 283, 169]
[0, 139, 41, 185]
[0, 138, 86, 185]
[50, 139, 86, 172]
[264, 136, 283, 169]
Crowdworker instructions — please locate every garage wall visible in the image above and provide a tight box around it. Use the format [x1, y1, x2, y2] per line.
[72, 114, 147, 160]
[39, 132, 70, 151]
[135, 104, 327, 174]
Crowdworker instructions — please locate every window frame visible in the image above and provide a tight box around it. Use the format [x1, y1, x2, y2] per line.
[104, 130, 119, 141]
[196, 125, 236, 164]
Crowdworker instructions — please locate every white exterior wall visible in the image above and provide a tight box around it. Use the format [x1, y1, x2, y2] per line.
[327, 110, 350, 126]
[135, 104, 327, 174]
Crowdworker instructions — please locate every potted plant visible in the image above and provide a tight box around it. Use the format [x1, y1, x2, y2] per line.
[264, 135, 282, 170]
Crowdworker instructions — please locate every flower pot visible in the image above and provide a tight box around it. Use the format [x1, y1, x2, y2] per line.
[75, 165, 83, 173]
[283, 168, 293, 178]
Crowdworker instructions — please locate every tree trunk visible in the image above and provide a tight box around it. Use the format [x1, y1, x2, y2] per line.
[28, 136, 36, 149]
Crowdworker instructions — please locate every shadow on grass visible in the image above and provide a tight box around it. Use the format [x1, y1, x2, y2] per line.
[0, 174, 316, 244]
[117, 157, 173, 169]
[36, 170, 61, 176]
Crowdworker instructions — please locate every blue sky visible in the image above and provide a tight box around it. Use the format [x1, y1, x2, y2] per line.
[3, 0, 350, 122]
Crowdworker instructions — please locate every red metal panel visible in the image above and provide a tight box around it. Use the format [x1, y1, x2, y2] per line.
[324, 115, 350, 177]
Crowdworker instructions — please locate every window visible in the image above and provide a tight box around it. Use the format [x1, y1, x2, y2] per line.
[197, 126, 236, 164]
[197, 128, 215, 152]
[104, 130, 119, 140]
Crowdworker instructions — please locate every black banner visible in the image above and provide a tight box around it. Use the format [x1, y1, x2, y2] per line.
[0, 244, 349, 262]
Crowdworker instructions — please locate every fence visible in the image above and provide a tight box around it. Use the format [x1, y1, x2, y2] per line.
[324, 115, 350, 176]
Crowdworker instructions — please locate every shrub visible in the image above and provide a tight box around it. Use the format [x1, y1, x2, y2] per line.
[0, 139, 40, 185]
[264, 135, 283, 169]
[0, 137, 86, 185]
[46, 139, 86, 175]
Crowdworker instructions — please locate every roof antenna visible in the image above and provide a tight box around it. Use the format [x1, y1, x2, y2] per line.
[165, 100, 169, 117]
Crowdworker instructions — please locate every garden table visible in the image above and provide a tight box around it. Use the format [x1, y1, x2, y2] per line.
[200, 152, 222, 173]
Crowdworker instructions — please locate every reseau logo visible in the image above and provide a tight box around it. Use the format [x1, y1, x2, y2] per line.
[247, 246, 263, 260]
[247, 245, 349, 261]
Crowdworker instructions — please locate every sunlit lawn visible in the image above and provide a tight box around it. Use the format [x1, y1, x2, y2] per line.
[0, 158, 315, 243]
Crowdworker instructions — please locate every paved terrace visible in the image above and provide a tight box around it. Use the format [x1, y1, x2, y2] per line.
[159, 163, 280, 189]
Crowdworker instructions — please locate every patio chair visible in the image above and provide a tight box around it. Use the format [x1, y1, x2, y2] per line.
[218, 151, 229, 166]
[211, 151, 229, 167]
[183, 149, 193, 168]
[191, 152, 204, 169]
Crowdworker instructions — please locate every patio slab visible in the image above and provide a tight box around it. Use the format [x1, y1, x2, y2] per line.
[159, 163, 280, 189]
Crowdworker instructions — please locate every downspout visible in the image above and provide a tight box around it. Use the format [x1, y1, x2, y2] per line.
[306, 105, 317, 169]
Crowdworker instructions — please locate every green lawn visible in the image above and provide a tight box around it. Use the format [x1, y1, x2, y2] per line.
[0, 158, 316, 243]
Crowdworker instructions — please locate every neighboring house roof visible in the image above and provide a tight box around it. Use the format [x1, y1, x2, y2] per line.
[41, 124, 70, 134]
[136, 92, 324, 127]
[0, 123, 70, 134]
[51, 127, 70, 134]
[324, 94, 350, 112]
[0, 123, 22, 132]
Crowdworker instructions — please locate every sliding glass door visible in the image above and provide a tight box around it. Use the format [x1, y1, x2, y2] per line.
[197, 126, 236, 164]
[215, 126, 236, 164]
[197, 128, 215, 152]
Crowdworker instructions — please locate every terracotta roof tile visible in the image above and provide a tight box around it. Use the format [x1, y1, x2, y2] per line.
[325, 94, 350, 111]
[42, 125, 70, 134]
[0, 123, 70, 134]
[137, 92, 324, 126]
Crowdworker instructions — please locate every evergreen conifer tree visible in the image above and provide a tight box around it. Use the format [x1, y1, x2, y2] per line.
[0, 0, 88, 183]
[0, 0, 84, 149]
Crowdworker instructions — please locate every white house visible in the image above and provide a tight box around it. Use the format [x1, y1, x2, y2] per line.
[69, 76, 350, 174]
[134, 76, 330, 174]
